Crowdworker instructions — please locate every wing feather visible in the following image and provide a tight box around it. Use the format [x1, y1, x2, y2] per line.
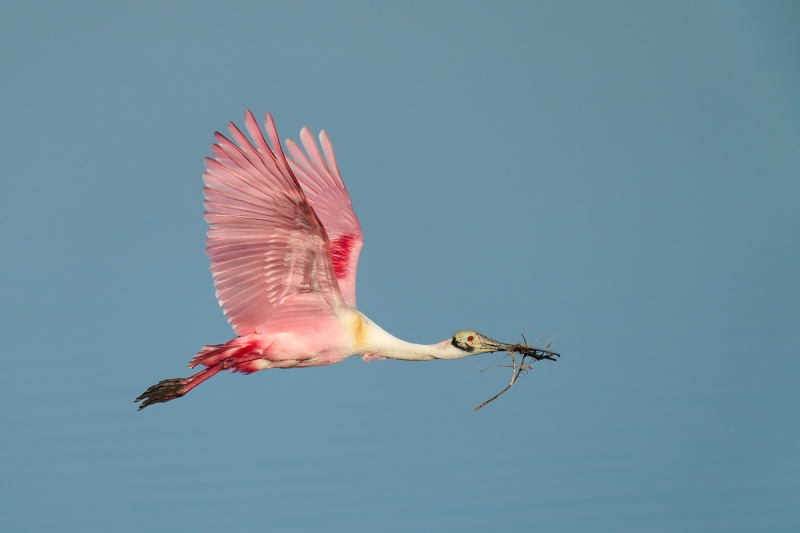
[204, 110, 346, 335]
[284, 129, 363, 306]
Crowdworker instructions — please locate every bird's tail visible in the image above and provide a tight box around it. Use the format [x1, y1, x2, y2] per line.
[189, 343, 246, 369]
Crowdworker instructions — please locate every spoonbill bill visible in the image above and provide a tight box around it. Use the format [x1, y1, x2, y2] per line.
[136, 110, 558, 410]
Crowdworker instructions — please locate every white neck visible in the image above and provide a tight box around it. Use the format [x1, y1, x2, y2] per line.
[357, 315, 470, 361]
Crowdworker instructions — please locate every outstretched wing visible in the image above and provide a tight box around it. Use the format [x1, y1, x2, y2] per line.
[203, 110, 346, 336]
[285, 129, 363, 307]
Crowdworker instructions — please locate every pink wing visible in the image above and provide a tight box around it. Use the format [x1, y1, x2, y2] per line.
[285, 128, 363, 307]
[203, 110, 347, 336]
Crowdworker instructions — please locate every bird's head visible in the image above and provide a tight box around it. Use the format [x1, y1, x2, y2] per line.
[451, 330, 510, 354]
[448, 330, 560, 361]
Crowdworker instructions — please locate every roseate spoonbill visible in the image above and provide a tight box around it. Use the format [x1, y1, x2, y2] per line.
[135, 110, 558, 410]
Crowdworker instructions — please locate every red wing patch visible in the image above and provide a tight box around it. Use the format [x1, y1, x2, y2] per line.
[330, 233, 357, 280]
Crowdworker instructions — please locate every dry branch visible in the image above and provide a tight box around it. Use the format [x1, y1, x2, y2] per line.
[473, 334, 559, 412]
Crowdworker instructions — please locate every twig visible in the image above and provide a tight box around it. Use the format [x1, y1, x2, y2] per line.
[473, 334, 558, 412]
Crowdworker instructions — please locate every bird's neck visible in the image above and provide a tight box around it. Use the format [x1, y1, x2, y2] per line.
[355, 313, 468, 361]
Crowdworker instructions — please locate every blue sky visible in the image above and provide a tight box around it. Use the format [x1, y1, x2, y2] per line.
[1, 1, 798, 531]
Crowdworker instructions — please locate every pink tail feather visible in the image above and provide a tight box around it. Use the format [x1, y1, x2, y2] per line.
[189, 340, 265, 373]
[190, 343, 247, 369]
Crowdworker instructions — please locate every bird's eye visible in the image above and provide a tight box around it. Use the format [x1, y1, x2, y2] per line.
[467, 335, 474, 342]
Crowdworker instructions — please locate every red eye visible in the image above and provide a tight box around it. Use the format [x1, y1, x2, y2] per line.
[467, 335, 474, 342]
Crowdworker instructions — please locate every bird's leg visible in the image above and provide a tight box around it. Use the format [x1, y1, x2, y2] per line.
[135, 363, 225, 410]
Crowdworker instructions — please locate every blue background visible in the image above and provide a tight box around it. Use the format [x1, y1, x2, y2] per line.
[2, 1, 797, 531]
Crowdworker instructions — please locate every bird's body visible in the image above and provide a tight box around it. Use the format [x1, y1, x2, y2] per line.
[136, 110, 558, 410]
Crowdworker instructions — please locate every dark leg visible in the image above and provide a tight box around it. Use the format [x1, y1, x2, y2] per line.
[135, 363, 224, 410]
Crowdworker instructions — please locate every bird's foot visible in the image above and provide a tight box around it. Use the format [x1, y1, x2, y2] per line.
[135, 378, 187, 410]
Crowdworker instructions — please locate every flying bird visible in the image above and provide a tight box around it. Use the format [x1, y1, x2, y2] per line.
[136, 110, 558, 410]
